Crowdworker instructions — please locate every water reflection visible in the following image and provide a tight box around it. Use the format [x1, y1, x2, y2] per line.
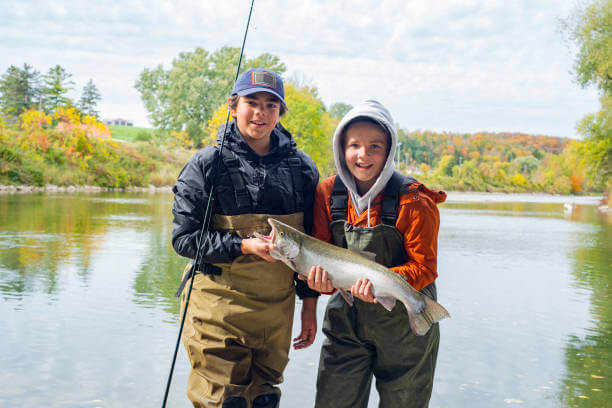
[559, 217, 611, 407]
[0, 193, 610, 407]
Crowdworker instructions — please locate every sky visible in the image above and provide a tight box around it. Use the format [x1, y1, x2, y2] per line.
[0, 0, 601, 138]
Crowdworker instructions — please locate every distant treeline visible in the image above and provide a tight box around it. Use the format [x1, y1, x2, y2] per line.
[396, 130, 592, 194]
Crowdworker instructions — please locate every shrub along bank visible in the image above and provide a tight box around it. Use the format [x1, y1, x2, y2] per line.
[0, 108, 191, 188]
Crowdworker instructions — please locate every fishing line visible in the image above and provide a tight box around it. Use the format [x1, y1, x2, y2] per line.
[161, 0, 255, 405]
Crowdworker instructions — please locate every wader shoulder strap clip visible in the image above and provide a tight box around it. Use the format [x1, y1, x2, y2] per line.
[330, 175, 348, 221]
[220, 148, 251, 210]
[287, 153, 304, 210]
[174, 263, 222, 297]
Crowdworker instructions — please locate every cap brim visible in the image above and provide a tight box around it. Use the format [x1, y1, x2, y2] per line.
[236, 88, 287, 109]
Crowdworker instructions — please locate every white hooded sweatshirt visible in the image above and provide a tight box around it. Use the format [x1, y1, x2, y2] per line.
[332, 100, 398, 226]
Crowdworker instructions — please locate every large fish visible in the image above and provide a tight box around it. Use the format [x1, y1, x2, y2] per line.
[257, 218, 450, 336]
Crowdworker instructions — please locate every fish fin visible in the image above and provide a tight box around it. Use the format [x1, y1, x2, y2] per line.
[375, 296, 396, 311]
[338, 289, 354, 306]
[407, 295, 451, 336]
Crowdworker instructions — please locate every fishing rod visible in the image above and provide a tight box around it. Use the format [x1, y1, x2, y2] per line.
[161, 1, 255, 405]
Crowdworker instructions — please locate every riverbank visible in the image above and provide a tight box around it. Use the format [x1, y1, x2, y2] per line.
[1, 183, 605, 206]
[0, 184, 172, 194]
[444, 191, 604, 205]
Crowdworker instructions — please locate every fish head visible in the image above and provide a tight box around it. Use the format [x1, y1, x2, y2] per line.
[267, 218, 301, 261]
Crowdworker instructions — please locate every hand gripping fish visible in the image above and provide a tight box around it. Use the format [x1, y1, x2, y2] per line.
[257, 218, 450, 336]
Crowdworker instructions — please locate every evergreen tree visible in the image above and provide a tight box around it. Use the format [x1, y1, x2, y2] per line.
[42, 65, 74, 112]
[78, 79, 101, 118]
[0, 63, 41, 117]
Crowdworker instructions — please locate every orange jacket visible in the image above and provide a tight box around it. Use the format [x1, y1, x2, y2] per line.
[312, 175, 446, 291]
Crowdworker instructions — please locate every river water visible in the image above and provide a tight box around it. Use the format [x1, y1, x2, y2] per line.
[0, 192, 609, 407]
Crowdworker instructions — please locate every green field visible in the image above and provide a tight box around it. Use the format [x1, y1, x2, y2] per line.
[109, 125, 154, 142]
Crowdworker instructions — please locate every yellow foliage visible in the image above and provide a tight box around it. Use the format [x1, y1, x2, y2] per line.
[20, 109, 52, 131]
[205, 103, 229, 147]
[82, 115, 111, 139]
[168, 130, 193, 149]
[54, 106, 82, 125]
[282, 83, 334, 175]
[511, 172, 527, 186]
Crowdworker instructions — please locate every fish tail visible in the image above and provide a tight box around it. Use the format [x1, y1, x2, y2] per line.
[407, 296, 450, 336]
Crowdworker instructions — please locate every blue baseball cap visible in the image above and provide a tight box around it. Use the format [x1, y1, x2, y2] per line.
[232, 68, 287, 108]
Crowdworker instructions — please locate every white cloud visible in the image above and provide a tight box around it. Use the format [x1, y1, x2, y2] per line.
[0, 0, 599, 136]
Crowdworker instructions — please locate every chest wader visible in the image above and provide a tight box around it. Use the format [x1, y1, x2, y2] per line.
[179, 151, 305, 408]
[315, 172, 440, 408]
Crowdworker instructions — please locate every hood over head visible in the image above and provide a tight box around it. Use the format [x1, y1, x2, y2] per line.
[333, 100, 397, 216]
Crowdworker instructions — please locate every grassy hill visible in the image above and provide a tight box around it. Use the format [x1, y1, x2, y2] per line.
[109, 125, 154, 142]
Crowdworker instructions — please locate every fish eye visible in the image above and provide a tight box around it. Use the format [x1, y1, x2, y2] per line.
[280, 232, 285, 236]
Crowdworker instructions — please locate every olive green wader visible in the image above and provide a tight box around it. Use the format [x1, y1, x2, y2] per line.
[315, 221, 440, 408]
[180, 213, 303, 408]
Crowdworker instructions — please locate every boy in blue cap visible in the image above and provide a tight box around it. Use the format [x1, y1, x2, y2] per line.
[172, 68, 320, 408]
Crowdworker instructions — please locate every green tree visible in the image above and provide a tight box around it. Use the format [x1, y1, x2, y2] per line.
[78, 79, 102, 118]
[513, 155, 540, 174]
[576, 95, 611, 187]
[42, 65, 75, 112]
[328, 102, 353, 119]
[564, 0, 612, 94]
[135, 46, 286, 145]
[433, 155, 457, 177]
[564, 0, 612, 191]
[0, 63, 41, 117]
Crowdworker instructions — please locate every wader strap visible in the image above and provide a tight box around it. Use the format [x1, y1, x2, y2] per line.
[330, 175, 348, 221]
[221, 148, 251, 210]
[174, 263, 222, 297]
[287, 154, 304, 210]
[381, 172, 421, 225]
[380, 172, 403, 225]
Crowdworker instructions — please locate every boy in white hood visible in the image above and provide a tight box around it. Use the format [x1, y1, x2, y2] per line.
[305, 100, 446, 407]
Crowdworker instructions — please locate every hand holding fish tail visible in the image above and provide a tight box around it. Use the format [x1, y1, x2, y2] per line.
[351, 278, 377, 303]
[303, 265, 334, 294]
[240, 238, 277, 262]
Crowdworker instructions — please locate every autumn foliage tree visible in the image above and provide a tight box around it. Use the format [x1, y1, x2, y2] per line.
[563, 0, 612, 193]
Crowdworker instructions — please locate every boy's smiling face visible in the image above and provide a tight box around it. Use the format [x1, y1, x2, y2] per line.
[229, 92, 281, 149]
[343, 121, 389, 194]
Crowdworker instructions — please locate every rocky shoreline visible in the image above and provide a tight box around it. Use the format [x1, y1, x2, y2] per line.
[0, 184, 173, 194]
